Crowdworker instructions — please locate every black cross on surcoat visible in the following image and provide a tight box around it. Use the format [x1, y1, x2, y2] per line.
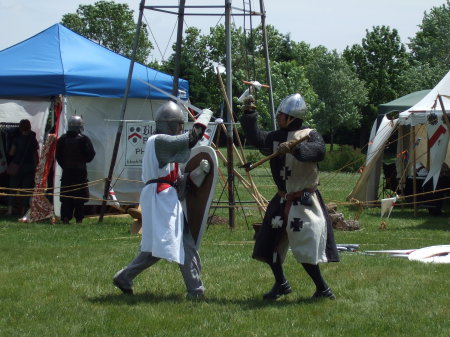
[290, 218, 303, 232]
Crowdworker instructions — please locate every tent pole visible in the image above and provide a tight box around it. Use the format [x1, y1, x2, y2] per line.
[172, 0, 186, 96]
[398, 125, 405, 207]
[259, 0, 276, 130]
[225, 0, 235, 228]
[98, 0, 146, 222]
[411, 126, 417, 216]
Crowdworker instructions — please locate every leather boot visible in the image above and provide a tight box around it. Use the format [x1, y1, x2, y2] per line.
[263, 281, 292, 300]
[312, 287, 336, 300]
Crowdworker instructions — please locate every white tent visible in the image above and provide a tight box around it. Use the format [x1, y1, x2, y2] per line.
[348, 70, 450, 203]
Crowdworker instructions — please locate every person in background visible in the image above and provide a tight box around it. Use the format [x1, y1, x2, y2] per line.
[56, 116, 95, 224]
[240, 93, 340, 300]
[113, 101, 212, 298]
[7, 119, 39, 216]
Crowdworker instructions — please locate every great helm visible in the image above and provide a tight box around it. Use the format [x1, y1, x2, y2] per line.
[68, 115, 84, 132]
[155, 101, 185, 135]
[276, 93, 307, 120]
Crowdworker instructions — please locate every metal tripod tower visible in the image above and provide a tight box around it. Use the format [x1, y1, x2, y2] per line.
[99, 0, 275, 226]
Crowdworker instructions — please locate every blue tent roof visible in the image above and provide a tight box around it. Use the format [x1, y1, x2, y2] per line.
[0, 24, 188, 99]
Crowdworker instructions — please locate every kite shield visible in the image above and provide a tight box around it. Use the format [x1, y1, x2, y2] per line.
[182, 145, 218, 249]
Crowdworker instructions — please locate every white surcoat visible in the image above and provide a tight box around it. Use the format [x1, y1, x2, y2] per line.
[140, 135, 185, 264]
[281, 129, 328, 264]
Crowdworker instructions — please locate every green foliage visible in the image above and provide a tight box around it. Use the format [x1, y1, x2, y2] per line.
[307, 50, 368, 147]
[61, 0, 152, 63]
[344, 26, 409, 107]
[320, 145, 365, 172]
[343, 25, 410, 144]
[408, 0, 450, 74]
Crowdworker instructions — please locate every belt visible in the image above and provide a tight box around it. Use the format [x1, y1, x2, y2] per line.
[277, 188, 315, 202]
[278, 188, 316, 226]
[145, 178, 177, 187]
[145, 178, 178, 193]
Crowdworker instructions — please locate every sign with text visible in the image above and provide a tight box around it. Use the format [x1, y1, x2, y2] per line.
[125, 121, 217, 167]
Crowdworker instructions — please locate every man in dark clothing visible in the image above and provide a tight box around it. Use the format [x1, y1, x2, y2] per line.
[7, 119, 39, 216]
[56, 116, 95, 224]
[240, 93, 339, 301]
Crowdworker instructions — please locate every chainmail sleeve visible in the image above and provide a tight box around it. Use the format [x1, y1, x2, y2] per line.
[292, 129, 326, 162]
[154, 133, 190, 168]
[240, 111, 272, 156]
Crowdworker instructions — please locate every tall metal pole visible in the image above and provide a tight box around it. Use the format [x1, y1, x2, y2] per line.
[259, 0, 276, 130]
[172, 0, 186, 96]
[225, 0, 235, 228]
[98, 0, 146, 222]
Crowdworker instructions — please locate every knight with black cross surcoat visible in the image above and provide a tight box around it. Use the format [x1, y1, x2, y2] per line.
[240, 92, 340, 301]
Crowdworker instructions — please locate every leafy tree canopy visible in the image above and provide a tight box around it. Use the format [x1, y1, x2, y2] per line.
[408, 0, 450, 80]
[61, 0, 152, 63]
[307, 50, 367, 149]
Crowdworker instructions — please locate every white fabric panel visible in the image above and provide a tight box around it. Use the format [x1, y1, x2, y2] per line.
[424, 112, 449, 189]
[0, 98, 50, 150]
[399, 70, 450, 125]
[65, 96, 167, 205]
[347, 116, 398, 202]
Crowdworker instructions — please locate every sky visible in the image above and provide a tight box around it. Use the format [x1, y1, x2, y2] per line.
[0, 0, 446, 61]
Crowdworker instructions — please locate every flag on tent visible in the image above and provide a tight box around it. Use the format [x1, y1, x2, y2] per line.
[381, 195, 397, 218]
[108, 187, 121, 209]
[424, 112, 449, 190]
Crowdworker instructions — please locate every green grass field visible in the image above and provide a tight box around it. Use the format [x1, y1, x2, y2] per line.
[1, 169, 449, 337]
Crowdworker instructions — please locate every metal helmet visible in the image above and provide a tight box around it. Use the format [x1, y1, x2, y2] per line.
[155, 101, 185, 135]
[68, 115, 84, 132]
[276, 93, 307, 120]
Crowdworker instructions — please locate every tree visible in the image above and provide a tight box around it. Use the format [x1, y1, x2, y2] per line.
[397, 61, 443, 94]
[408, 0, 450, 82]
[343, 26, 409, 146]
[307, 50, 368, 150]
[344, 26, 409, 105]
[61, 0, 152, 63]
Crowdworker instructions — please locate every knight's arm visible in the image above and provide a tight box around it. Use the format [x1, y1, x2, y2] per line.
[292, 130, 325, 162]
[155, 109, 212, 167]
[240, 111, 272, 156]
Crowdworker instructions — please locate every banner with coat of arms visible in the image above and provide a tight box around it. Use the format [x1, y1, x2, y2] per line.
[125, 121, 217, 167]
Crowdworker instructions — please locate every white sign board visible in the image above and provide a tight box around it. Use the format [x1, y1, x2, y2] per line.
[125, 121, 217, 167]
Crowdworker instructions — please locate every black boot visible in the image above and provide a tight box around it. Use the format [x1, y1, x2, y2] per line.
[263, 281, 292, 300]
[312, 287, 336, 300]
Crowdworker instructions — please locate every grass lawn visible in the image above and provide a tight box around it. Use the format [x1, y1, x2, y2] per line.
[0, 169, 449, 337]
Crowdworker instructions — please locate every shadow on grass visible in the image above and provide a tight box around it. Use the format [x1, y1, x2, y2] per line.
[87, 292, 324, 308]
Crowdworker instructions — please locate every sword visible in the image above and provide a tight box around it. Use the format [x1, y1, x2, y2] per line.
[138, 78, 229, 125]
[138, 78, 203, 115]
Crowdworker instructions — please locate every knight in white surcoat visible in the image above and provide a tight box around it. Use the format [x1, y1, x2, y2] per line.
[113, 101, 212, 298]
[240, 93, 340, 300]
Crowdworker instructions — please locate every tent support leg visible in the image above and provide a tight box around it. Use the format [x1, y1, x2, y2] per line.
[98, 0, 146, 222]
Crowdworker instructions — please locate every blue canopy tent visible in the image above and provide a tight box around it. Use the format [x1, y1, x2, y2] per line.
[0, 23, 188, 98]
[0, 24, 189, 210]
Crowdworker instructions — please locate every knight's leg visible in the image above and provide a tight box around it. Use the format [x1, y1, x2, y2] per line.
[179, 231, 204, 298]
[113, 251, 160, 294]
[302, 263, 335, 300]
[263, 252, 292, 300]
